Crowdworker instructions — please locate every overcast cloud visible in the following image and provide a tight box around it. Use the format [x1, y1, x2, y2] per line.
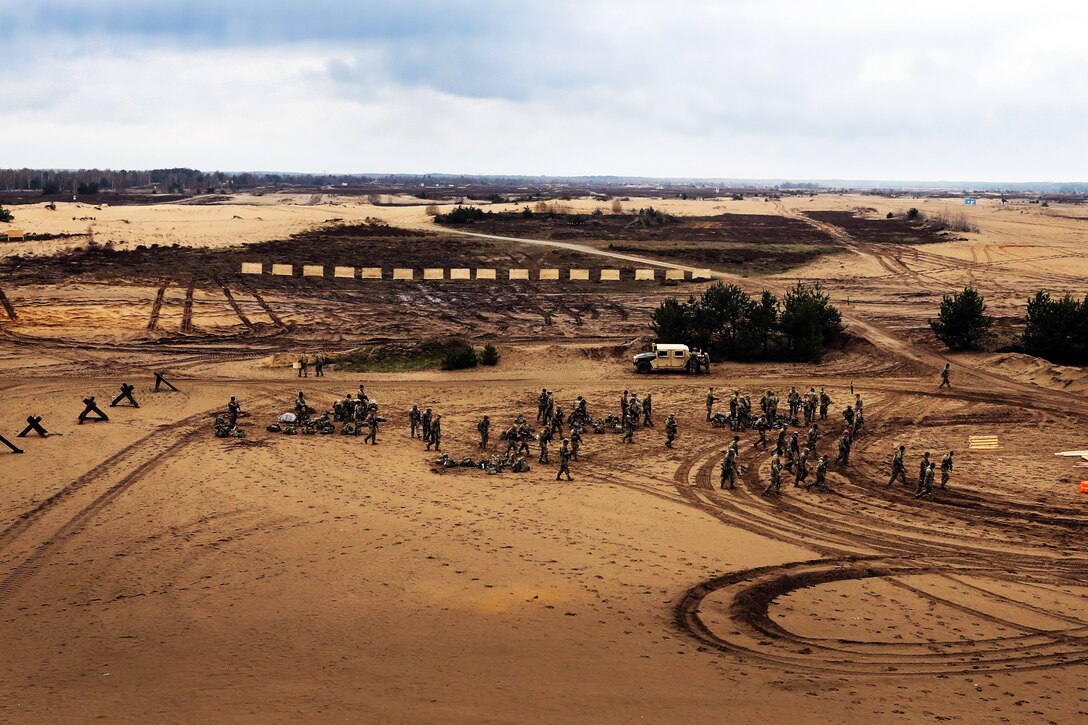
[0, 0, 1084, 181]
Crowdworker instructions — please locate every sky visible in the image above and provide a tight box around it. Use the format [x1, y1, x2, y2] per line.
[0, 0, 1085, 181]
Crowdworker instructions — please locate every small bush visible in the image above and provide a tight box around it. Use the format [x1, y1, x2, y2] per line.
[441, 343, 478, 370]
[424, 204, 440, 216]
[480, 344, 500, 366]
[906, 207, 920, 220]
[0, 205, 12, 223]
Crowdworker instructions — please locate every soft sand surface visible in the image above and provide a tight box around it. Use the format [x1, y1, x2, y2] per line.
[2, 193, 1087, 722]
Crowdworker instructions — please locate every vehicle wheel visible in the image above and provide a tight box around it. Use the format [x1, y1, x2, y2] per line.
[636, 361, 652, 374]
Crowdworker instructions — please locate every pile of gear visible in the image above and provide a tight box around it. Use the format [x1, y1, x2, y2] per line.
[213, 413, 245, 439]
[433, 452, 532, 475]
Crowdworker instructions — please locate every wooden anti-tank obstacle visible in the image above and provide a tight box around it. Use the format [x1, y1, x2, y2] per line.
[78, 396, 109, 424]
[110, 383, 140, 408]
[17, 415, 48, 438]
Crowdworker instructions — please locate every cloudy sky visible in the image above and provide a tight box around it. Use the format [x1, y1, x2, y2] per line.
[1, 0, 1084, 181]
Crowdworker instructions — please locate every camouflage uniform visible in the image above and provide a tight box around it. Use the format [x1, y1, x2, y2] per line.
[664, 414, 677, 448]
[940, 451, 953, 489]
[557, 440, 573, 481]
[888, 446, 907, 486]
[706, 389, 719, 421]
[427, 416, 442, 451]
[477, 416, 490, 449]
[764, 453, 783, 495]
[720, 449, 738, 490]
[409, 405, 422, 438]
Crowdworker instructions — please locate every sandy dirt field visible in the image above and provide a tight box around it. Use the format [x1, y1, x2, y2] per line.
[1, 193, 1086, 723]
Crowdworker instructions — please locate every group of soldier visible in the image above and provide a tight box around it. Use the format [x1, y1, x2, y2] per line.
[888, 445, 954, 500]
[229, 360, 961, 498]
[295, 353, 327, 378]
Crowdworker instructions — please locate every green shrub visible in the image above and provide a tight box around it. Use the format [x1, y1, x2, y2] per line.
[441, 343, 479, 370]
[480, 344, 500, 366]
[930, 287, 992, 350]
[0, 205, 12, 223]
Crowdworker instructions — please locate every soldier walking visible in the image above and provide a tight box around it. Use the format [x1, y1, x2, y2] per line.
[916, 462, 936, 499]
[819, 388, 832, 421]
[940, 450, 954, 489]
[888, 445, 907, 486]
[422, 407, 434, 444]
[794, 448, 810, 487]
[622, 411, 636, 443]
[427, 415, 442, 451]
[314, 354, 325, 377]
[570, 426, 582, 461]
[537, 388, 549, 422]
[764, 452, 783, 495]
[918, 452, 931, 490]
[706, 388, 719, 421]
[940, 363, 951, 389]
[664, 414, 677, 448]
[642, 393, 654, 427]
[836, 431, 852, 465]
[557, 439, 573, 481]
[297, 353, 308, 378]
[720, 448, 738, 490]
[538, 427, 552, 464]
[753, 416, 769, 448]
[805, 456, 829, 492]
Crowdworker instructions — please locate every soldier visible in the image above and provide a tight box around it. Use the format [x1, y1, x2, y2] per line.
[422, 407, 434, 444]
[409, 404, 422, 438]
[794, 447, 810, 487]
[427, 415, 442, 451]
[940, 450, 954, 489]
[853, 410, 865, 435]
[918, 452, 931, 490]
[720, 448, 738, 490]
[767, 390, 779, 423]
[364, 412, 379, 445]
[575, 396, 588, 425]
[551, 406, 565, 439]
[854, 393, 864, 415]
[517, 421, 533, 457]
[352, 396, 367, 435]
[804, 388, 817, 425]
[916, 462, 936, 500]
[806, 456, 829, 492]
[570, 426, 582, 461]
[294, 390, 309, 422]
[537, 388, 549, 422]
[729, 391, 740, 430]
[297, 352, 308, 378]
[478, 415, 490, 449]
[729, 435, 741, 457]
[764, 452, 783, 495]
[788, 387, 801, 421]
[557, 439, 573, 481]
[740, 396, 752, 429]
[642, 393, 654, 427]
[314, 354, 325, 378]
[623, 411, 636, 443]
[622, 390, 629, 418]
[628, 392, 640, 422]
[503, 425, 519, 457]
[940, 363, 951, 389]
[753, 416, 769, 448]
[836, 431, 852, 465]
[706, 388, 719, 421]
[664, 413, 678, 448]
[538, 426, 552, 464]
[888, 445, 907, 486]
[788, 432, 800, 470]
[760, 391, 772, 421]
[842, 405, 855, 429]
[806, 424, 819, 453]
[775, 425, 788, 456]
[227, 396, 241, 427]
